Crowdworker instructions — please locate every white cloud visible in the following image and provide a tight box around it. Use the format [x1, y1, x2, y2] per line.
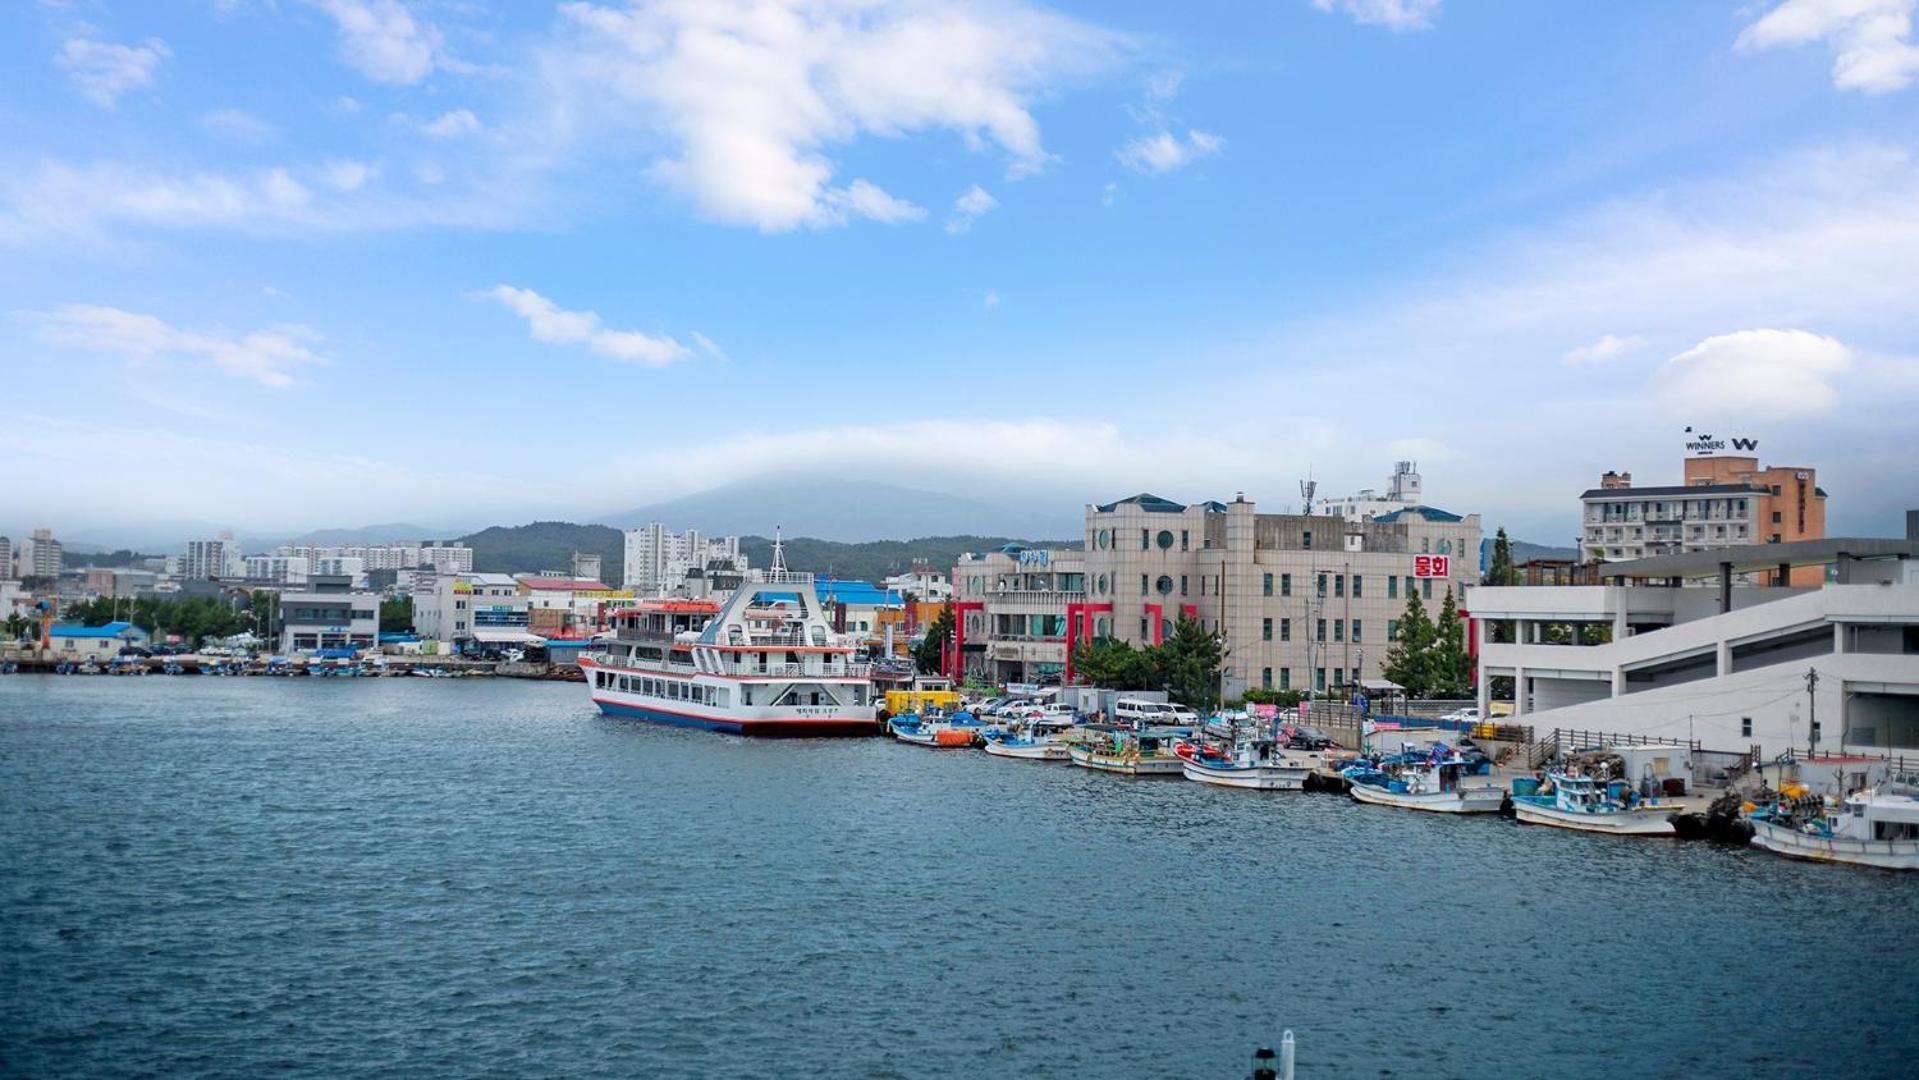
[1738, 0, 1919, 93]
[1101, 181, 1119, 207]
[1143, 68, 1184, 102]
[420, 108, 481, 138]
[0, 161, 314, 241]
[28, 304, 325, 388]
[1562, 333, 1646, 365]
[1310, 0, 1442, 32]
[1653, 329, 1854, 418]
[690, 331, 730, 363]
[56, 35, 170, 108]
[311, 0, 444, 84]
[332, 95, 363, 113]
[551, 0, 1123, 231]
[944, 184, 999, 234]
[318, 159, 378, 191]
[1116, 129, 1224, 174]
[983, 289, 1000, 309]
[202, 108, 275, 141]
[485, 284, 698, 367]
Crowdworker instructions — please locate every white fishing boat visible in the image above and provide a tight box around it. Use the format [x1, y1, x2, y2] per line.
[889, 711, 982, 748]
[1511, 771, 1676, 836]
[982, 716, 1076, 761]
[1346, 749, 1503, 814]
[1176, 738, 1312, 791]
[1748, 777, 1919, 871]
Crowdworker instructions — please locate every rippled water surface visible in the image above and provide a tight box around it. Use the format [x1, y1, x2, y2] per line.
[3, 677, 1916, 1078]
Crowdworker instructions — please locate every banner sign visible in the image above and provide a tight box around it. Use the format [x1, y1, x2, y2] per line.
[1413, 555, 1450, 578]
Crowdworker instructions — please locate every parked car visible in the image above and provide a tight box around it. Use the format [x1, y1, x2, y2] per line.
[117, 645, 152, 658]
[1286, 724, 1338, 750]
[1441, 707, 1482, 723]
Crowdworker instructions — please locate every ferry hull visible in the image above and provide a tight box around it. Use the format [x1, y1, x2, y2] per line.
[592, 697, 878, 737]
[1349, 781, 1504, 814]
[1180, 759, 1309, 790]
[1512, 798, 1676, 836]
[1749, 820, 1919, 871]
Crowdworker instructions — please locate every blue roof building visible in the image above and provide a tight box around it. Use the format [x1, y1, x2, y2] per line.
[50, 621, 147, 641]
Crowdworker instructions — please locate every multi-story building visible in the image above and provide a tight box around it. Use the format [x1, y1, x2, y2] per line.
[412, 572, 527, 643]
[1469, 535, 1919, 757]
[278, 575, 379, 653]
[185, 536, 242, 581]
[950, 544, 1087, 684]
[244, 554, 310, 585]
[418, 543, 474, 574]
[16, 528, 62, 579]
[274, 542, 473, 574]
[1320, 460, 1424, 521]
[516, 574, 628, 635]
[1081, 493, 1481, 697]
[622, 523, 746, 595]
[1582, 441, 1827, 584]
[0, 537, 11, 579]
[881, 561, 952, 602]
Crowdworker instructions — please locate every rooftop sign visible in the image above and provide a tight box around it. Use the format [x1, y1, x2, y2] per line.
[1683, 427, 1758, 456]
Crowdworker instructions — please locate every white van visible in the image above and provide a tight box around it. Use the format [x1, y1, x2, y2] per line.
[1113, 699, 1173, 726]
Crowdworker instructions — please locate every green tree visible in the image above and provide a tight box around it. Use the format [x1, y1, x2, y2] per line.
[913, 604, 955, 675]
[1069, 636, 1157, 690]
[1484, 527, 1516, 586]
[379, 596, 414, 633]
[1428, 587, 1474, 698]
[1157, 614, 1227, 710]
[1383, 589, 1436, 697]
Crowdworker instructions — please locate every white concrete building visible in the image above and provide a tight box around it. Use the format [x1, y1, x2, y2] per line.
[15, 528, 62, 579]
[412, 572, 528, 643]
[278, 576, 379, 653]
[622, 523, 744, 595]
[1469, 539, 1919, 757]
[1320, 461, 1424, 521]
[881, 562, 952, 602]
[185, 536, 241, 581]
[244, 554, 310, 585]
[951, 545, 1087, 684]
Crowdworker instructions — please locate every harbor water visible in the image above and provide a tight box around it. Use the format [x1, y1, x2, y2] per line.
[3, 677, 1916, 1078]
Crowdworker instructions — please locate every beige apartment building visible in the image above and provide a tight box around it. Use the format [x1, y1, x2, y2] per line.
[952, 492, 1481, 696]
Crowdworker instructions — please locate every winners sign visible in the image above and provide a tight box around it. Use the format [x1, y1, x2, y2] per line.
[1414, 555, 1450, 578]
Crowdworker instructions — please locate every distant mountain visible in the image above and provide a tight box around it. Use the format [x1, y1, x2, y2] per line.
[600, 477, 1083, 543]
[1512, 539, 1579, 563]
[738, 534, 1077, 586]
[284, 523, 455, 546]
[458, 521, 625, 579]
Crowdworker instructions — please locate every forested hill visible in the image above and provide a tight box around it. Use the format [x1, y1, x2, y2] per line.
[454, 522, 1079, 585]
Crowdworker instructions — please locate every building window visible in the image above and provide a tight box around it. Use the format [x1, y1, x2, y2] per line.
[1317, 573, 1327, 598]
[1302, 531, 1313, 550]
[1141, 529, 1150, 550]
[1179, 575, 1188, 596]
[1422, 578, 1433, 599]
[1281, 573, 1292, 597]
[1333, 619, 1344, 642]
[1263, 573, 1273, 597]
[1771, 511, 1782, 524]
[1281, 618, 1291, 642]
[1180, 530, 1189, 551]
[1157, 530, 1175, 550]
[1262, 618, 1273, 641]
[1352, 620, 1362, 642]
[1334, 574, 1344, 598]
[1388, 619, 1399, 641]
[1388, 576, 1398, 599]
[1316, 618, 1326, 642]
[1315, 667, 1326, 692]
[1279, 668, 1291, 690]
[1261, 667, 1272, 689]
[1334, 668, 1344, 688]
[1741, 716, 1753, 738]
[1141, 574, 1149, 595]
[1157, 575, 1174, 595]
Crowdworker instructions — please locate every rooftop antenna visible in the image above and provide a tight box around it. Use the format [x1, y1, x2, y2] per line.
[1299, 471, 1318, 517]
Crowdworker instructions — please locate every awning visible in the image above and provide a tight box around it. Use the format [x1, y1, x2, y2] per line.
[472, 629, 544, 644]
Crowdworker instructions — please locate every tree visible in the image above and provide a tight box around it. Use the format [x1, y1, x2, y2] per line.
[1383, 589, 1436, 697]
[379, 596, 414, 634]
[913, 604, 955, 675]
[1484, 527, 1516, 586]
[1427, 587, 1474, 699]
[1157, 614, 1227, 711]
[1069, 636, 1157, 690]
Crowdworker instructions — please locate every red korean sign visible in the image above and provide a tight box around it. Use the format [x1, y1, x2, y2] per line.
[1413, 555, 1450, 578]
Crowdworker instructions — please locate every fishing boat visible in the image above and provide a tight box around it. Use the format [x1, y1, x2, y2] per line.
[1068, 728, 1183, 776]
[982, 715, 1077, 761]
[889, 710, 984, 748]
[1510, 770, 1676, 836]
[1747, 777, 1919, 870]
[1346, 745, 1503, 813]
[1175, 737, 1312, 791]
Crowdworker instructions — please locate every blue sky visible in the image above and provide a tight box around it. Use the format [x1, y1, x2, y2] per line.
[3, 0, 1917, 546]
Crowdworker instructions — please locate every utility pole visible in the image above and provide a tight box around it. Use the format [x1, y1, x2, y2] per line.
[1805, 667, 1819, 757]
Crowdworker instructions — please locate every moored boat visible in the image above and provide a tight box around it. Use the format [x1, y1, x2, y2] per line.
[1511, 771, 1676, 836]
[1747, 777, 1919, 870]
[1175, 737, 1312, 791]
[1346, 745, 1503, 813]
[981, 715, 1077, 761]
[1069, 728, 1183, 776]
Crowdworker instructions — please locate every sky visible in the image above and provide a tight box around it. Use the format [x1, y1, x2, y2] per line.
[2, 0, 1917, 548]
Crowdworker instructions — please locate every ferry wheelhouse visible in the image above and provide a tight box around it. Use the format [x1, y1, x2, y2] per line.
[580, 572, 879, 736]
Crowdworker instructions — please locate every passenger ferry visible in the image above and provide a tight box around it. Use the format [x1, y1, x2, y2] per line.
[579, 570, 879, 736]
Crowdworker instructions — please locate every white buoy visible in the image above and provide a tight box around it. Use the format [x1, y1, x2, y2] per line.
[1280, 1030, 1295, 1080]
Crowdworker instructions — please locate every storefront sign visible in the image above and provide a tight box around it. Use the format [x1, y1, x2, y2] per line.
[1414, 555, 1450, 578]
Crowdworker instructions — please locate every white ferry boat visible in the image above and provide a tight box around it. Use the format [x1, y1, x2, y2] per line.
[580, 570, 879, 736]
